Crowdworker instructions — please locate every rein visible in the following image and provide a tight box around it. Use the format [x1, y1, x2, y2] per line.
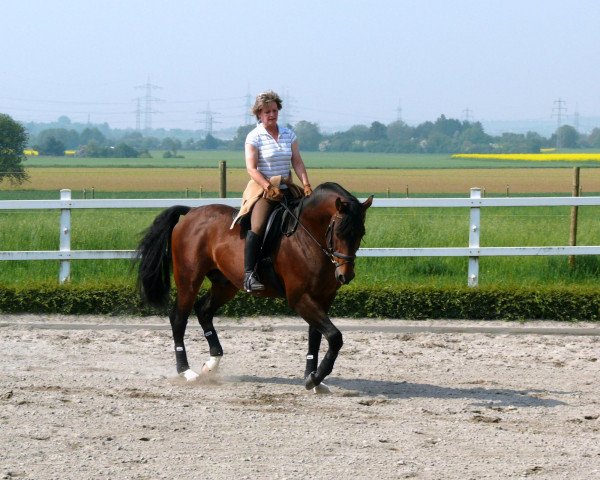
[279, 199, 356, 268]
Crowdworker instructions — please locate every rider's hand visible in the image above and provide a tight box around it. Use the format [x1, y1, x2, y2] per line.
[263, 184, 284, 201]
[303, 184, 312, 196]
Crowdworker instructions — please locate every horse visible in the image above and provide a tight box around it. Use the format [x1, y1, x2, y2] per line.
[136, 182, 373, 391]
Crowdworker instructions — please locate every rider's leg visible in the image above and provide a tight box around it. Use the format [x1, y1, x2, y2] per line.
[244, 198, 274, 292]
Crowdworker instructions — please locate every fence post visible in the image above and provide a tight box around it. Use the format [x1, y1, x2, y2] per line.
[59, 189, 72, 283]
[569, 167, 580, 268]
[219, 161, 227, 198]
[468, 187, 481, 287]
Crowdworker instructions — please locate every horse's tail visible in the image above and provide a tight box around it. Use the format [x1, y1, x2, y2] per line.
[136, 205, 192, 308]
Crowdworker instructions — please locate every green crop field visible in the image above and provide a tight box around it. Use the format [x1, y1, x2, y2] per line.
[1, 205, 599, 288]
[2, 151, 600, 290]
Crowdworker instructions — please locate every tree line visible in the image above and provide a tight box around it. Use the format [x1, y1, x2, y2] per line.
[26, 115, 600, 158]
[4, 110, 600, 184]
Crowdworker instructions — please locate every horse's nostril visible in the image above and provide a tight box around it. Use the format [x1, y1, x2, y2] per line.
[337, 274, 346, 284]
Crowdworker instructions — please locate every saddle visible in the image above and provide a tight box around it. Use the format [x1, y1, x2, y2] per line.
[236, 196, 305, 295]
[262, 196, 304, 250]
[237, 196, 303, 245]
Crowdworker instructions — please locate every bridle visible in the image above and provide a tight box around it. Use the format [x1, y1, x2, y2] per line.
[324, 214, 356, 268]
[280, 200, 356, 269]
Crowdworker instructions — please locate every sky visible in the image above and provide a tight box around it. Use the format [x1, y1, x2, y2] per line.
[1, 0, 600, 134]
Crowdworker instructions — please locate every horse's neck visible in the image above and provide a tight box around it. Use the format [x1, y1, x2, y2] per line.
[300, 199, 333, 239]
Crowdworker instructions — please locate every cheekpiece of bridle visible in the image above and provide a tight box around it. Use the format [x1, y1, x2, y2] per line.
[324, 213, 356, 268]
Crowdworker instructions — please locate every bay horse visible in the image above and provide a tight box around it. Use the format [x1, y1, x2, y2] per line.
[136, 182, 373, 391]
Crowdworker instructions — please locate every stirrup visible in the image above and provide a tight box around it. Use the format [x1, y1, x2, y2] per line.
[244, 271, 265, 292]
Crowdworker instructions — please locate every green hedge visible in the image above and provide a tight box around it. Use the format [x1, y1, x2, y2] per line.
[1, 283, 599, 321]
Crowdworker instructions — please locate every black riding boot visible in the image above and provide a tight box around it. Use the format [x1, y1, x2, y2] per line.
[244, 231, 265, 292]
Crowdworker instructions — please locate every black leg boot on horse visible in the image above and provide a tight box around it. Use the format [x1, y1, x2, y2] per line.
[244, 231, 266, 292]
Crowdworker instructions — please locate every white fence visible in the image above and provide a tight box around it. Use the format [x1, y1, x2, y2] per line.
[2, 188, 600, 287]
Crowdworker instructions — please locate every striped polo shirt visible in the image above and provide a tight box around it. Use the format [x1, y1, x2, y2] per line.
[246, 123, 296, 179]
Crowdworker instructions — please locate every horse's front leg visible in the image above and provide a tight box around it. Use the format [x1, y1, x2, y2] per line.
[293, 294, 342, 390]
[304, 319, 342, 390]
[304, 325, 322, 379]
[305, 325, 332, 394]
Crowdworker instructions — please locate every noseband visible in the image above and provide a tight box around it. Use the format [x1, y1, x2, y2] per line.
[280, 201, 356, 269]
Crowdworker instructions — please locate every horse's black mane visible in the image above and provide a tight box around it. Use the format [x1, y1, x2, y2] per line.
[306, 182, 365, 244]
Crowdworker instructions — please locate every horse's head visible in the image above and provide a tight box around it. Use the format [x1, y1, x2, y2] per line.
[301, 183, 373, 285]
[327, 194, 373, 284]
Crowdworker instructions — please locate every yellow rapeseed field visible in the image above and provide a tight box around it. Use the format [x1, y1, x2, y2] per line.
[452, 153, 600, 161]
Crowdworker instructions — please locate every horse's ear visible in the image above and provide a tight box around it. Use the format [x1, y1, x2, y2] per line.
[335, 197, 346, 213]
[362, 195, 374, 210]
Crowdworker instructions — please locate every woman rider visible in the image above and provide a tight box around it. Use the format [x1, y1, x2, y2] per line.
[231, 91, 313, 292]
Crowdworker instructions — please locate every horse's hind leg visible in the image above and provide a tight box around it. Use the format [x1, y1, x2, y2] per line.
[170, 289, 200, 380]
[193, 271, 238, 375]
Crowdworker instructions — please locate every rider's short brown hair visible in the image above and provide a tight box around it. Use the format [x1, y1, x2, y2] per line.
[252, 91, 283, 119]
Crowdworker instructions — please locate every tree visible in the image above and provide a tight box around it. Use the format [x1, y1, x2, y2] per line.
[588, 128, 600, 148]
[294, 121, 323, 151]
[39, 136, 66, 156]
[36, 128, 79, 149]
[368, 121, 387, 141]
[432, 115, 462, 137]
[458, 122, 491, 152]
[80, 127, 106, 146]
[0, 113, 28, 184]
[202, 134, 219, 150]
[230, 124, 255, 150]
[161, 137, 182, 156]
[555, 125, 579, 149]
[112, 143, 139, 158]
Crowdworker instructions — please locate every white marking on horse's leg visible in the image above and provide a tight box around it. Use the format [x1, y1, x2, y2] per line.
[313, 382, 331, 394]
[181, 369, 200, 382]
[201, 356, 221, 375]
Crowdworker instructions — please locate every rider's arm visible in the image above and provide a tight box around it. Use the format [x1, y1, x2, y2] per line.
[291, 141, 310, 187]
[245, 144, 270, 190]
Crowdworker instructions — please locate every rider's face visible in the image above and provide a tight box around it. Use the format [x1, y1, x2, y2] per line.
[259, 102, 279, 128]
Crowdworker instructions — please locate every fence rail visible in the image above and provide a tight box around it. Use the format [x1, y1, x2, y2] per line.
[2, 188, 600, 286]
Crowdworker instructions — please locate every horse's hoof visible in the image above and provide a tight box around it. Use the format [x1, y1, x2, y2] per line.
[181, 369, 200, 382]
[304, 371, 318, 390]
[313, 382, 331, 395]
[201, 356, 221, 375]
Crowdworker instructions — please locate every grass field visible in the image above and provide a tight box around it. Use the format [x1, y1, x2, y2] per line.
[2, 151, 600, 289]
[1, 206, 599, 288]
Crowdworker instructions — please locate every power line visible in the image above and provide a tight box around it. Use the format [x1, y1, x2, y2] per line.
[552, 98, 567, 149]
[134, 98, 142, 131]
[135, 77, 162, 131]
[463, 107, 473, 122]
[245, 86, 253, 125]
[198, 103, 220, 137]
[552, 98, 567, 128]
